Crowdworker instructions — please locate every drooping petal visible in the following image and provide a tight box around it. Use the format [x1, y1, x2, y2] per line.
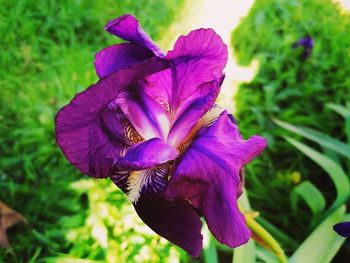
[116, 138, 178, 170]
[165, 111, 267, 247]
[133, 195, 203, 257]
[105, 14, 163, 57]
[94, 43, 153, 78]
[166, 28, 228, 110]
[55, 57, 168, 178]
[334, 222, 350, 237]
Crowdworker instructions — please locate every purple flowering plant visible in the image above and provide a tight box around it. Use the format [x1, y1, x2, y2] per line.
[55, 14, 267, 256]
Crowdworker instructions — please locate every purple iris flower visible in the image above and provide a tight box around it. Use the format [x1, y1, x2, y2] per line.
[292, 36, 314, 59]
[55, 14, 267, 256]
[334, 222, 350, 237]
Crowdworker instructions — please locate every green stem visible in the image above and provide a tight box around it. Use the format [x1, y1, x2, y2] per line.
[246, 215, 288, 263]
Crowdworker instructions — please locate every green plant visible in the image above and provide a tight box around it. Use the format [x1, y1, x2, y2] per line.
[273, 103, 350, 262]
[232, 0, 350, 259]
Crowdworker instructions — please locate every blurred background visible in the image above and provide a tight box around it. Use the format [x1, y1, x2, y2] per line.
[1, 0, 350, 262]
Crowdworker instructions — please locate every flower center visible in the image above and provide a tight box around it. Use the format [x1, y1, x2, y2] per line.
[124, 105, 224, 203]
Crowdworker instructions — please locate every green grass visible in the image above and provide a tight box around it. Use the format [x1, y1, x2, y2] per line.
[0, 0, 185, 262]
[232, 0, 350, 260]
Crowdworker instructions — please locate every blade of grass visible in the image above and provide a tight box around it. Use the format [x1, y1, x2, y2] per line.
[325, 103, 350, 144]
[274, 119, 350, 160]
[283, 136, 350, 210]
[290, 206, 347, 263]
[326, 103, 350, 118]
[291, 180, 326, 215]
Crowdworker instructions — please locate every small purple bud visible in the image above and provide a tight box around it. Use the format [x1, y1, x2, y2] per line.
[333, 222, 350, 237]
[292, 36, 314, 59]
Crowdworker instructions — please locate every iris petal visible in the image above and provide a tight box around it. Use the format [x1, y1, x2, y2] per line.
[105, 14, 164, 57]
[167, 78, 222, 146]
[94, 43, 153, 78]
[114, 86, 171, 140]
[133, 195, 203, 257]
[125, 164, 170, 203]
[143, 29, 227, 120]
[166, 28, 228, 110]
[55, 57, 168, 177]
[113, 90, 162, 140]
[166, 111, 267, 247]
[116, 138, 178, 170]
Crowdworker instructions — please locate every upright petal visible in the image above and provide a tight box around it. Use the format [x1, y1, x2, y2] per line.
[114, 83, 171, 140]
[116, 138, 178, 170]
[166, 28, 228, 110]
[94, 43, 153, 78]
[133, 195, 203, 257]
[55, 57, 168, 177]
[105, 14, 163, 57]
[166, 112, 267, 247]
[167, 78, 222, 146]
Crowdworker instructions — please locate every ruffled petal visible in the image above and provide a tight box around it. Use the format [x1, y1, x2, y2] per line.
[133, 195, 203, 257]
[334, 222, 350, 237]
[116, 138, 178, 170]
[165, 111, 267, 247]
[94, 43, 153, 78]
[55, 57, 168, 177]
[105, 14, 163, 57]
[166, 28, 228, 110]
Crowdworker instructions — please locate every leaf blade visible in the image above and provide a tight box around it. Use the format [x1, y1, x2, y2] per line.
[290, 206, 347, 263]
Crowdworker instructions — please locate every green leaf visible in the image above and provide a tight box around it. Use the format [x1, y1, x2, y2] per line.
[325, 104, 350, 143]
[291, 181, 326, 215]
[233, 239, 256, 263]
[256, 245, 279, 263]
[326, 103, 350, 118]
[290, 206, 347, 263]
[202, 223, 218, 263]
[283, 136, 350, 209]
[234, 191, 256, 263]
[273, 119, 350, 160]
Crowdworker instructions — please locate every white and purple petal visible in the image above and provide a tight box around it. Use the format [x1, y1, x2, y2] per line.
[114, 86, 171, 141]
[167, 78, 223, 146]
